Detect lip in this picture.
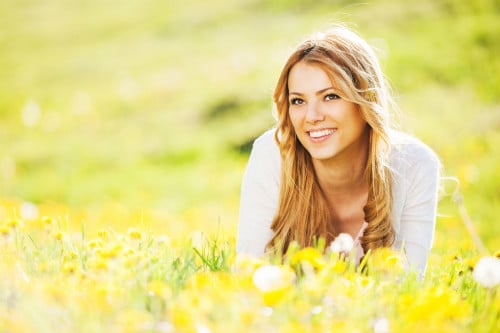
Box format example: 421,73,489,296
307,128,337,142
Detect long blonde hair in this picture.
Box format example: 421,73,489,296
267,25,395,254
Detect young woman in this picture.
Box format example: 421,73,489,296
236,25,441,275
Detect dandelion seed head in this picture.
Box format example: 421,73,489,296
20,202,38,220
473,256,500,288
195,323,211,333
311,305,322,315
329,233,354,253
252,265,295,292
260,306,273,317
372,317,390,333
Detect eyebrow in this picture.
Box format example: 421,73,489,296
289,87,337,96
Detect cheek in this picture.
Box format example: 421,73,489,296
288,109,303,127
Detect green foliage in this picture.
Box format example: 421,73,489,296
0,0,499,252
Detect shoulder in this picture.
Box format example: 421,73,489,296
250,128,281,162
253,128,279,149
389,130,441,172
243,127,281,179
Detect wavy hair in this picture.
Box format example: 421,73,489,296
267,25,395,254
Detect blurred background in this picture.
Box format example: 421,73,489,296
1,0,499,250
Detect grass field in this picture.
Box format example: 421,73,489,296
1,0,499,331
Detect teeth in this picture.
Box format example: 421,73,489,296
309,129,335,138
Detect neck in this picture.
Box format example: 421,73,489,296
312,130,369,194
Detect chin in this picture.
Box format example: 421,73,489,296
308,151,337,161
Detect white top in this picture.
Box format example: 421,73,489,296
237,128,440,274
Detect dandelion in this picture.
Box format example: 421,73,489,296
96,243,123,259
252,264,296,305
87,239,103,250
329,233,354,253
7,218,23,229
63,251,78,263
195,323,211,333
41,216,55,229
97,228,110,240
372,317,390,333
0,224,10,237
127,227,143,241
368,247,404,274
472,256,500,288
290,247,326,270
62,262,78,274
20,202,38,220
52,231,65,241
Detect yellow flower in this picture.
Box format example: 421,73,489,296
41,216,55,229
61,262,78,274
146,280,172,299
367,247,404,275
86,239,102,250
52,231,65,241
63,251,78,263
88,258,108,271
7,218,23,229
0,224,10,237
127,227,143,241
96,243,123,259
290,247,326,270
97,228,110,240
398,286,471,324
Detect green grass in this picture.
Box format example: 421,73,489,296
0,0,499,251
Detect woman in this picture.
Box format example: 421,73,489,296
237,25,440,274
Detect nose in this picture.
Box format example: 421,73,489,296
305,101,325,124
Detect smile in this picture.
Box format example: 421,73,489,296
308,128,336,138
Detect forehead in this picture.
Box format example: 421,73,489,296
288,62,338,93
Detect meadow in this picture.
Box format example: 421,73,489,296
1,0,499,332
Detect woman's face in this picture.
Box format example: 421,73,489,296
287,61,368,163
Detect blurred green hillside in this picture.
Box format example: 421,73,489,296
1,0,499,249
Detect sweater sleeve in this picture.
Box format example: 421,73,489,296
396,145,441,275
236,130,281,256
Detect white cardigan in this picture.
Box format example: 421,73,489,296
237,128,440,274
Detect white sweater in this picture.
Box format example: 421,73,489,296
237,128,440,274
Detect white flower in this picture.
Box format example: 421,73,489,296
473,256,500,288
372,317,390,333
20,202,39,220
329,233,354,253
252,264,295,292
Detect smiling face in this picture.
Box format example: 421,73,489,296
287,61,369,164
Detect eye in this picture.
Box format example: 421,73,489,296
290,98,304,105
325,93,340,101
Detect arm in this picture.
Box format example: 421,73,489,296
398,149,441,276
236,130,281,256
